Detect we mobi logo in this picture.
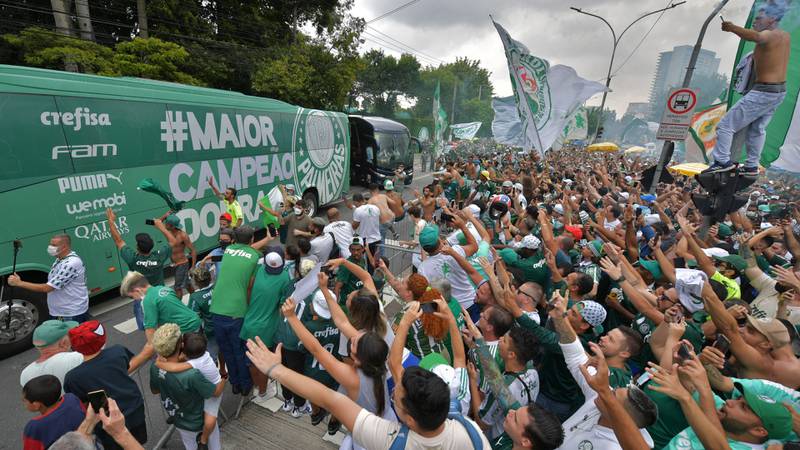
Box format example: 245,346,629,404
40,107,111,131
65,192,127,217
160,110,278,152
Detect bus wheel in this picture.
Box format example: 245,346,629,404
303,191,319,217
0,291,46,359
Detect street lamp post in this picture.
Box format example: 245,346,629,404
570,2,686,142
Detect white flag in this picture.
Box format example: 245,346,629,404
492,19,606,154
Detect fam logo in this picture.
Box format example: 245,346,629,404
58,172,122,194
292,109,347,205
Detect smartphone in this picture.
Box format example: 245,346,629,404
676,343,692,365
145,219,155,226
713,334,731,354
210,255,223,262
267,223,277,237
420,302,438,313
87,389,108,413
440,212,454,223
635,371,653,388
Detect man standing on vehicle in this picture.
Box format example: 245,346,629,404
324,207,354,259
704,3,791,175
106,208,170,331
207,177,243,228
350,193,382,265
9,234,90,323
154,215,196,300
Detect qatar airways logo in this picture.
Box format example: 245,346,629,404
40,107,111,131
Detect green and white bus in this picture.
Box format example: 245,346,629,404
0,65,350,357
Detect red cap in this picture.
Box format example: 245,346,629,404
68,320,107,355
564,225,583,240
219,213,232,222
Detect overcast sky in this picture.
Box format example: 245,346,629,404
351,0,752,115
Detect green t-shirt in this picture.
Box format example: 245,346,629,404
274,294,313,351
149,364,216,432
441,180,460,202
240,268,293,346
630,313,706,369
210,244,260,318
142,286,201,332
491,433,513,450
336,256,367,309
443,296,467,358
608,365,632,389
301,317,342,388
645,382,688,450
187,285,214,337
498,248,551,290
120,244,170,286
393,305,445,359
473,181,496,200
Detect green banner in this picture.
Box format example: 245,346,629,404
433,81,448,153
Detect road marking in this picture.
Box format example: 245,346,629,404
90,296,133,316
114,318,139,334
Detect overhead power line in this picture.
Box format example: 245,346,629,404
366,0,423,24
366,25,444,64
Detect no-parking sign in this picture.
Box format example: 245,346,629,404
656,87,698,141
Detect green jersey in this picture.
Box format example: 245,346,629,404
443,296,467,358
336,256,367,310
149,364,216,432
120,244,170,285
441,180,460,202
393,305,445,358
210,243,260,318
631,312,706,368
473,181,496,200
187,285,214,337
142,286,201,332
608,365,632,389
301,317,341,388
491,433,513,450
498,248,551,291
240,268,293,346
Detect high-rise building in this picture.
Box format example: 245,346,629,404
648,45,721,118
625,102,650,119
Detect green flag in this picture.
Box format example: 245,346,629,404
138,178,185,211
433,81,448,154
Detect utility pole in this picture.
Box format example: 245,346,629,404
451,79,457,125
649,0,730,195
478,84,482,101
50,0,78,72
571,2,685,143
74,0,95,41
137,0,149,38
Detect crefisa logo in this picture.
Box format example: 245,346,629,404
41,107,111,131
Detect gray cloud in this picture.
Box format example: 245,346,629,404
353,0,751,114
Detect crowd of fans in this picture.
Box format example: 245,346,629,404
12,147,800,450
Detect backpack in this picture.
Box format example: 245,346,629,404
388,400,484,450
326,232,341,260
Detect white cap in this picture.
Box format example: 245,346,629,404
502,180,513,188
286,184,296,192
514,182,523,192
644,214,661,226
625,175,633,183
619,192,630,200
466,204,481,217
520,235,541,250
702,247,729,258
312,290,332,319
554,204,565,215
264,252,284,274
562,178,573,185
383,179,394,191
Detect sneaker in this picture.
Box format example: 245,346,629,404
264,379,278,399
166,415,175,425
281,399,293,412
740,166,759,177
327,417,341,435
701,160,735,174
251,391,272,409
291,402,312,418
311,408,329,426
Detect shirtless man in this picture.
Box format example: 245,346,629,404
155,214,196,298
705,4,791,175
411,185,436,222
367,182,398,241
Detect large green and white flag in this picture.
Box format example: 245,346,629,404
729,0,799,171
433,81,448,154
450,122,482,140
562,107,589,141
492,18,606,155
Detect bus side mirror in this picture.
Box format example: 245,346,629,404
410,137,421,153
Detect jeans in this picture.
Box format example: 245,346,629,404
211,314,252,392
535,392,575,422
132,300,144,331
53,312,91,323
280,349,307,407
711,88,786,167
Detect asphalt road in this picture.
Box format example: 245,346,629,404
0,170,433,450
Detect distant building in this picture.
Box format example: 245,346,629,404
625,102,650,119
648,45,720,118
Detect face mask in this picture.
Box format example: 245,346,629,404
47,245,59,257
294,207,303,216
219,240,230,249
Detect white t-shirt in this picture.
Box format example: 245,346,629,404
188,351,221,384
20,351,84,390
516,193,528,210
46,252,90,317
419,245,475,308
324,220,354,259
353,409,490,450
310,233,335,264
353,204,382,244
480,367,540,440
604,219,622,232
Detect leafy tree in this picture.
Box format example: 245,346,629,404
356,49,421,116
3,27,114,73
108,38,201,85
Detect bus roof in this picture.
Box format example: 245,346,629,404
0,64,296,111
349,115,409,133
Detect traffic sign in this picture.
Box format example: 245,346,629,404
656,87,698,141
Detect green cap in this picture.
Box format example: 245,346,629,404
419,352,449,371
639,258,663,280
585,239,604,258
714,254,748,271
758,204,771,213
419,225,441,248
419,352,457,386
717,223,734,238
165,214,183,229
735,382,792,440
33,320,79,347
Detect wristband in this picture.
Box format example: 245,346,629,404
616,276,626,283
266,363,281,379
